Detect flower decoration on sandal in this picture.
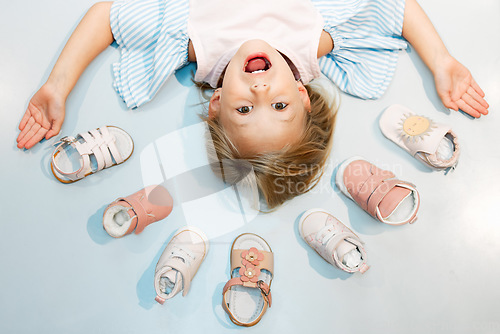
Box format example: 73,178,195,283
241,247,264,266
239,264,261,283
222,234,274,327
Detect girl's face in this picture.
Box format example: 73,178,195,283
208,39,311,156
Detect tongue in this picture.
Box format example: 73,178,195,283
246,58,266,72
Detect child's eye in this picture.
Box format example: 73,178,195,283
236,106,253,114
272,102,288,110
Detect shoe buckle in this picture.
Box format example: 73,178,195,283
58,136,77,145
257,280,269,296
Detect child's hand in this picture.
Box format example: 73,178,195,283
17,84,66,149
433,55,489,118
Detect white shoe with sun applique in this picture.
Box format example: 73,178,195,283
379,104,460,171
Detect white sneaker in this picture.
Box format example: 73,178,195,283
299,208,369,274
154,226,209,304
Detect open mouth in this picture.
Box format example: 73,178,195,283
244,53,272,73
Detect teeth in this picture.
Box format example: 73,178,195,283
251,69,265,73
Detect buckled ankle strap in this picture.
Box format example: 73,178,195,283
222,277,272,307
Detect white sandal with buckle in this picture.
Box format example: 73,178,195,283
50,125,134,183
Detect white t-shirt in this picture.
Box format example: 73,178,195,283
188,0,325,87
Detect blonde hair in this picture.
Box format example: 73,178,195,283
198,78,339,210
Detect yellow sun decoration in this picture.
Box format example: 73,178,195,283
399,113,437,142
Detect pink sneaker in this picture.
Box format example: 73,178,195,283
103,185,173,238
299,208,369,274
336,157,420,225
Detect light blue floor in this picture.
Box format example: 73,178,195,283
1,1,499,333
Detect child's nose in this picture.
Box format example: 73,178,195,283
250,83,269,93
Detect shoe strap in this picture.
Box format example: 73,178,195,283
223,278,272,306
352,171,395,212
51,126,122,182
169,257,192,296
159,270,183,300
71,126,121,173
98,126,124,164
77,127,120,170
312,222,369,273
170,244,199,295
222,277,272,327
51,136,92,181
155,257,192,303
316,220,359,245
79,131,108,172
86,126,123,165
222,246,273,325
322,231,359,266
230,249,273,274
371,181,419,224
117,195,152,235
366,178,401,216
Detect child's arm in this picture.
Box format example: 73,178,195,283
17,2,114,149
402,0,489,118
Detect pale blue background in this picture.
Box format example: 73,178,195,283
1,0,499,333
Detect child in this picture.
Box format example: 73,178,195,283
16,0,489,209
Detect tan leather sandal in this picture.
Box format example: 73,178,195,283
222,233,273,327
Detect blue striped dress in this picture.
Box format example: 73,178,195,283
110,0,407,109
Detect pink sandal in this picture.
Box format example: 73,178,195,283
222,233,273,327
103,185,173,238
